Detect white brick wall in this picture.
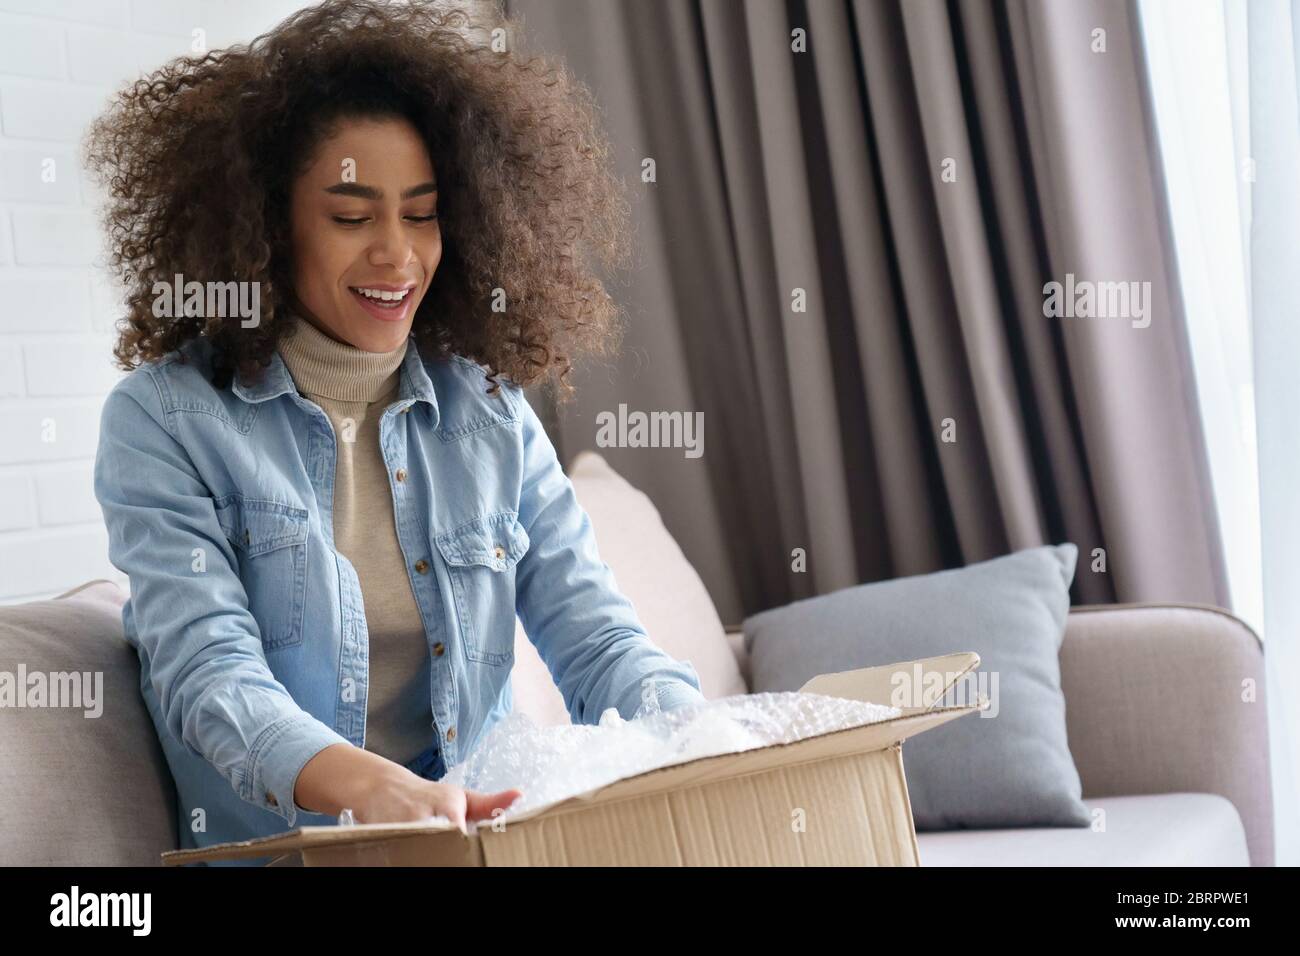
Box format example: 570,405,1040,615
0,0,308,604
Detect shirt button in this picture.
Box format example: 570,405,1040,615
267,792,278,808
493,545,505,559
400,406,410,414
433,642,445,657
395,468,407,482
446,726,456,742
414,558,429,574
244,529,251,546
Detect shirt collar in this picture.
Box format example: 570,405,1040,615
231,332,440,428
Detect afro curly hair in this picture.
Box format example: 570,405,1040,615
82,0,632,399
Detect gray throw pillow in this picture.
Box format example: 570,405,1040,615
743,544,1090,830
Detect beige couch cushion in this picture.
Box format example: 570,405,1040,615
511,450,746,725
916,793,1250,866
0,579,176,864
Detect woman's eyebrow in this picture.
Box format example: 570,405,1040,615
323,181,438,200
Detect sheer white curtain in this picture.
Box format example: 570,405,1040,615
1139,0,1300,866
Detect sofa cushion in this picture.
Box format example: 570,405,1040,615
916,793,1250,866
510,450,746,726
0,579,176,864
743,544,1091,830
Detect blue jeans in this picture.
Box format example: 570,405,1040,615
403,741,447,781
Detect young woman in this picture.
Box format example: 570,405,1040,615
86,0,705,860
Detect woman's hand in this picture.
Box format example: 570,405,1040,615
294,743,522,831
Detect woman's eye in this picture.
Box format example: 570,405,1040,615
331,214,437,225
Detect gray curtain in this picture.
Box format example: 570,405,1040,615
509,0,1229,626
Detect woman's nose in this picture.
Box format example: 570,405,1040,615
368,214,414,267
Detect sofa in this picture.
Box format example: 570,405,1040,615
0,451,1272,866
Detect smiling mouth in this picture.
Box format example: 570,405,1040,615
347,285,419,323
349,286,414,309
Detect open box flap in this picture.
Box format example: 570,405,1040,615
162,818,473,865
799,651,981,710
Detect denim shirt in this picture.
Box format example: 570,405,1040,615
92,333,705,859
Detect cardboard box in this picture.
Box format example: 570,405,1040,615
163,651,984,867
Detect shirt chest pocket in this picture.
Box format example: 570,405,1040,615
434,511,530,666
214,495,310,652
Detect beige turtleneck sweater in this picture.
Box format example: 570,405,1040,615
277,314,433,767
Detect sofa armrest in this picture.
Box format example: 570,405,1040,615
1059,604,1273,866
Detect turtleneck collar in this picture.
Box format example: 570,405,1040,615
277,313,408,403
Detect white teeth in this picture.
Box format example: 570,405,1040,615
354,287,410,301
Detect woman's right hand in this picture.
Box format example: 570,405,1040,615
349,775,524,830
294,743,522,831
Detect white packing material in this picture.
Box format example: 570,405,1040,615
440,691,902,824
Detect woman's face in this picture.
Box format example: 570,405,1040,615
288,115,442,352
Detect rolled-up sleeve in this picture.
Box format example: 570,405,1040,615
510,388,706,723
94,370,348,826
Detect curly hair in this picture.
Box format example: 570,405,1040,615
82,0,631,400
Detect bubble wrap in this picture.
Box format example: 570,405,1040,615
441,691,901,823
